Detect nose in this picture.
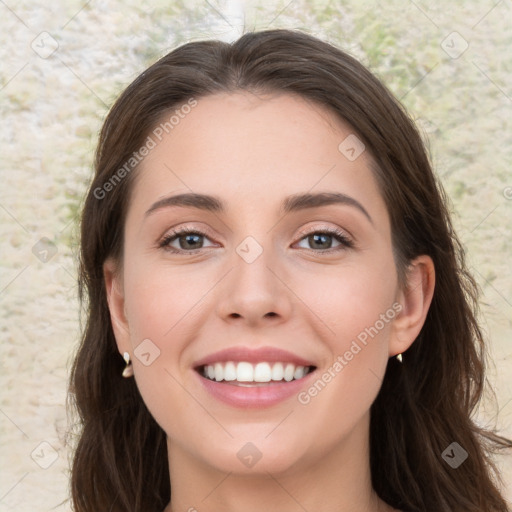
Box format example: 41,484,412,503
215,247,293,328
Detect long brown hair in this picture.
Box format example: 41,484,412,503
68,29,511,512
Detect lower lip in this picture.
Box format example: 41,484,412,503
196,371,316,408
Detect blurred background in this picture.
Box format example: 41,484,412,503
0,1,510,510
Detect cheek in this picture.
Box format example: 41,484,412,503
331,270,397,356
120,256,217,429
122,257,208,342
289,248,398,349
289,251,396,412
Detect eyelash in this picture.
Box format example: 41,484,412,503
158,226,354,255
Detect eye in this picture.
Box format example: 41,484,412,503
295,228,354,252
158,226,354,255
159,228,217,253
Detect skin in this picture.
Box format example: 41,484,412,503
104,91,435,512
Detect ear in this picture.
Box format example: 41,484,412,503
390,255,435,357
103,257,132,355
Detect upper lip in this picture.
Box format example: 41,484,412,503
193,346,316,369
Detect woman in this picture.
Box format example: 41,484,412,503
68,29,511,511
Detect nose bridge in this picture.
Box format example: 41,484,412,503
216,234,292,325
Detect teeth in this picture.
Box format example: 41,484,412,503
294,365,306,380
202,361,312,383
284,363,295,382
237,362,253,382
224,361,237,381
254,362,272,382
271,362,284,381
214,363,223,382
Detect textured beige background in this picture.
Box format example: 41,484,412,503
0,1,510,510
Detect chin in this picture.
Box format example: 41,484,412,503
189,433,310,477
212,448,304,477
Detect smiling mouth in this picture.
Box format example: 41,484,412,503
196,361,316,386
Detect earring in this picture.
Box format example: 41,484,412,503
396,353,403,363
122,351,134,377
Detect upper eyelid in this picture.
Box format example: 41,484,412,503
162,224,216,239
163,224,349,238
295,224,350,237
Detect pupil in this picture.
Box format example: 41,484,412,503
310,233,331,249
181,234,202,249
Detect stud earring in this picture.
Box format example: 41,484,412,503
396,353,403,363
122,351,134,377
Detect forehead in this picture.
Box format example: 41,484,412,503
127,91,387,222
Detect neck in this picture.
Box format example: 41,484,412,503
163,412,392,512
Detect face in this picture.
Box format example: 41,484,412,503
105,91,421,477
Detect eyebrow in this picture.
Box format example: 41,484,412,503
145,191,373,224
